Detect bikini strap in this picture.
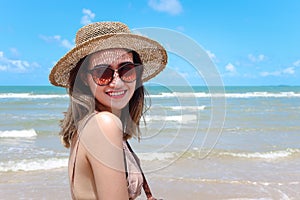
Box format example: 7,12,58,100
125,141,155,200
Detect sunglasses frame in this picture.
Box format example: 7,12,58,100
87,62,142,86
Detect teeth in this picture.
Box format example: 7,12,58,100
108,91,125,96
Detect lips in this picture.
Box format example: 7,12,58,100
106,90,127,97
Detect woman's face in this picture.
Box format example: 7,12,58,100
85,49,137,113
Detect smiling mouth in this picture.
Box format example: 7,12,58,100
106,90,127,97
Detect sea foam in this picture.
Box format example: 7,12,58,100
0,158,68,172
149,92,300,98
0,93,68,99
0,129,37,138
0,152,177,172
220,149,300,160
1,91,299,99
145,114,197,124
138,152,177,161
169,105,206,110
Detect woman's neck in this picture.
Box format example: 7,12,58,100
96,104,121,118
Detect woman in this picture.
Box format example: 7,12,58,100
49,21,167,200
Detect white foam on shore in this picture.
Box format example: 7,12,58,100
0,152,177,172
169,105,206,110
145,114,197,124
149,92,300,98
0,158,68,172
138,152,176,161
220,149,300,160
0,93,68,99
0,129,37,138
1,91,299,99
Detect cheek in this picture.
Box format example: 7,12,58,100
86,78,100,100
129,82,136,93
93,87,107,105
127,82,137,100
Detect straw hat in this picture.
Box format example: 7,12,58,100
49,21,168,88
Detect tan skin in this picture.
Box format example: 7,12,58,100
71,49,137,199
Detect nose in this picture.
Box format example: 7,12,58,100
109,70,123,88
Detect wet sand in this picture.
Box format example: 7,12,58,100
1,156,300,200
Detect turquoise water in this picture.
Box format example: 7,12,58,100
0,85,300,199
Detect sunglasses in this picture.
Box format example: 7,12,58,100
87,62,142,86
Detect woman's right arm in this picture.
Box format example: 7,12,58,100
79,112,129,200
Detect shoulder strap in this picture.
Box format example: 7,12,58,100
125,141,154,199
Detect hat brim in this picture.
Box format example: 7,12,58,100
49,33,167,88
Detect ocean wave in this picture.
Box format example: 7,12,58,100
138,152,177,161
225,92,300,98
1,91,299,100
168,105,206,110
149,92,207,98
145,114,197,124
0,152,177,172
138,148,300,161
0,129,37,138
0,157,68,172
0,93,68,99
149,92,300,98
160,148,300,161
219,149,300,160
1,148,298,172
171,177,300,187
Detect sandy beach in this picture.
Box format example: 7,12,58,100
1,153,300,200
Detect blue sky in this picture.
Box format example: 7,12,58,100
0,0,299,86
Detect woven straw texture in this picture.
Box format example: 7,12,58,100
49,22,167,88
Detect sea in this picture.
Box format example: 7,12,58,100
0,85,299,200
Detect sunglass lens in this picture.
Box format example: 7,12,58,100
91,67,114,85
119,64,137,82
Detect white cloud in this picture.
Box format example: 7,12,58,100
148,0,183,15
283,67,295,74
260,71,280,77
61,39,73,49
248,54,266,62
40,35,73,49
10,48,19,56
40,35,59,42
293,60,300,67
81,8,95,25
260,67,295,77
0,65,8,71
0,51,39,73
225,63,236,73
206,50,216,60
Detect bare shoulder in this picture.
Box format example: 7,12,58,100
78,111,126,176
92,111,122,130
79,111,124,153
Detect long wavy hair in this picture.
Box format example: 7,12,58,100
59,49,148,148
